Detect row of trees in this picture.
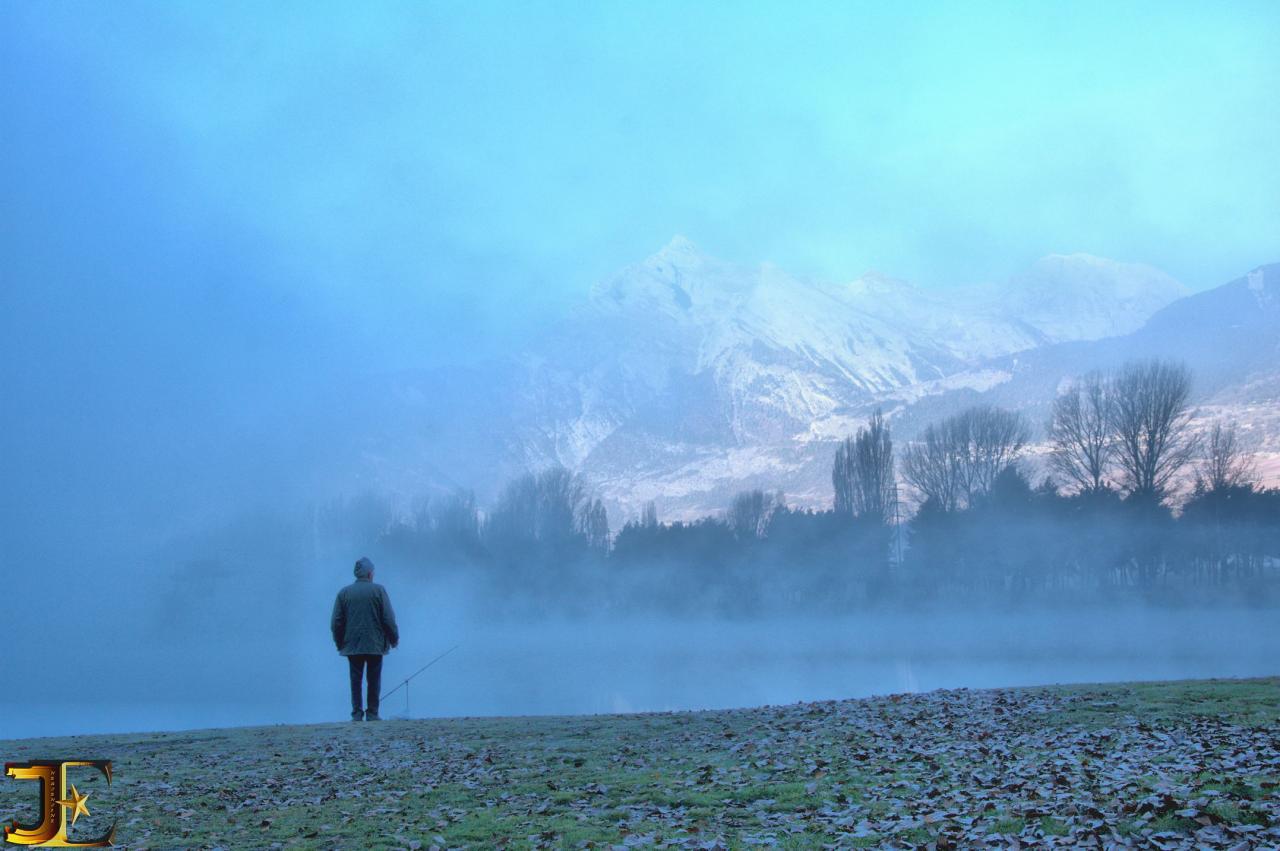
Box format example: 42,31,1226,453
1048,360,1199,498
893,360,1205,513
354,359,1277,611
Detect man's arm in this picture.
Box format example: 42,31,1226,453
380,587,399,649
330,591,346,651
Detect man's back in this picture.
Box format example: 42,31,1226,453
331,579,399,656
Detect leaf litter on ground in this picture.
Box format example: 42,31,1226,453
0,677,1276,849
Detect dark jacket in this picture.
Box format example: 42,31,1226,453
331,578,399,656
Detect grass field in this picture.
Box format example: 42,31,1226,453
2,678,1277,849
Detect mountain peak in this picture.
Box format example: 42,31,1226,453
588,237,742,316
647,235,706,267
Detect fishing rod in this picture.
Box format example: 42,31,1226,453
380,644,460,716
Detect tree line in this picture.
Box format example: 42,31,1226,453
341,359,1278,612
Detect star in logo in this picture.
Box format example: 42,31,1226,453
56,784,92,827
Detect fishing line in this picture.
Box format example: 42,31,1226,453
380,644,460,716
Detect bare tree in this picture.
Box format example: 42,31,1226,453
1109,359,1196,500
728,489,781,540
485,472,541,546
959,405,1030,500
1047,371,1115,493
832,409,898,525
833,438,854,516
640,500,659,529
1195,421,1257,493
421,489,481,550
533,466,585,544
902,405,1029,511
487,465,604,549
436,490,479,532
901,420,964,512
577,497,611,553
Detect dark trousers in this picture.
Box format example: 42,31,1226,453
347,654,383,718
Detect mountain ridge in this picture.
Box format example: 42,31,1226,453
337,242,1276,525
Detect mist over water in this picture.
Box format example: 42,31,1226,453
5,551,1276,741
4,3,1279,750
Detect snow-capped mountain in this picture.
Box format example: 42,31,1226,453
516,237,1046,460
859,262,1280,500
443,240,1195,520
335,241,1273,525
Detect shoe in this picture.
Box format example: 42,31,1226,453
365,711,381,721
351,711,364,722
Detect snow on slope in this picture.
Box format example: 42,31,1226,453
494,239,1189,521
988,253,1189,342
314,250,1278,525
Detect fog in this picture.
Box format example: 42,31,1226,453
4,4,1280,742
5,542,1278,740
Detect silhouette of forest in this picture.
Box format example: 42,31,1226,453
327,359,1280,614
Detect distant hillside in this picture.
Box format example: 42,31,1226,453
317,245,1276,523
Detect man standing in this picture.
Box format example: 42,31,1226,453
331,556,400,721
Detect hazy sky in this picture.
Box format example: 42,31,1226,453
2,2,1279,549
5,3,1279,350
